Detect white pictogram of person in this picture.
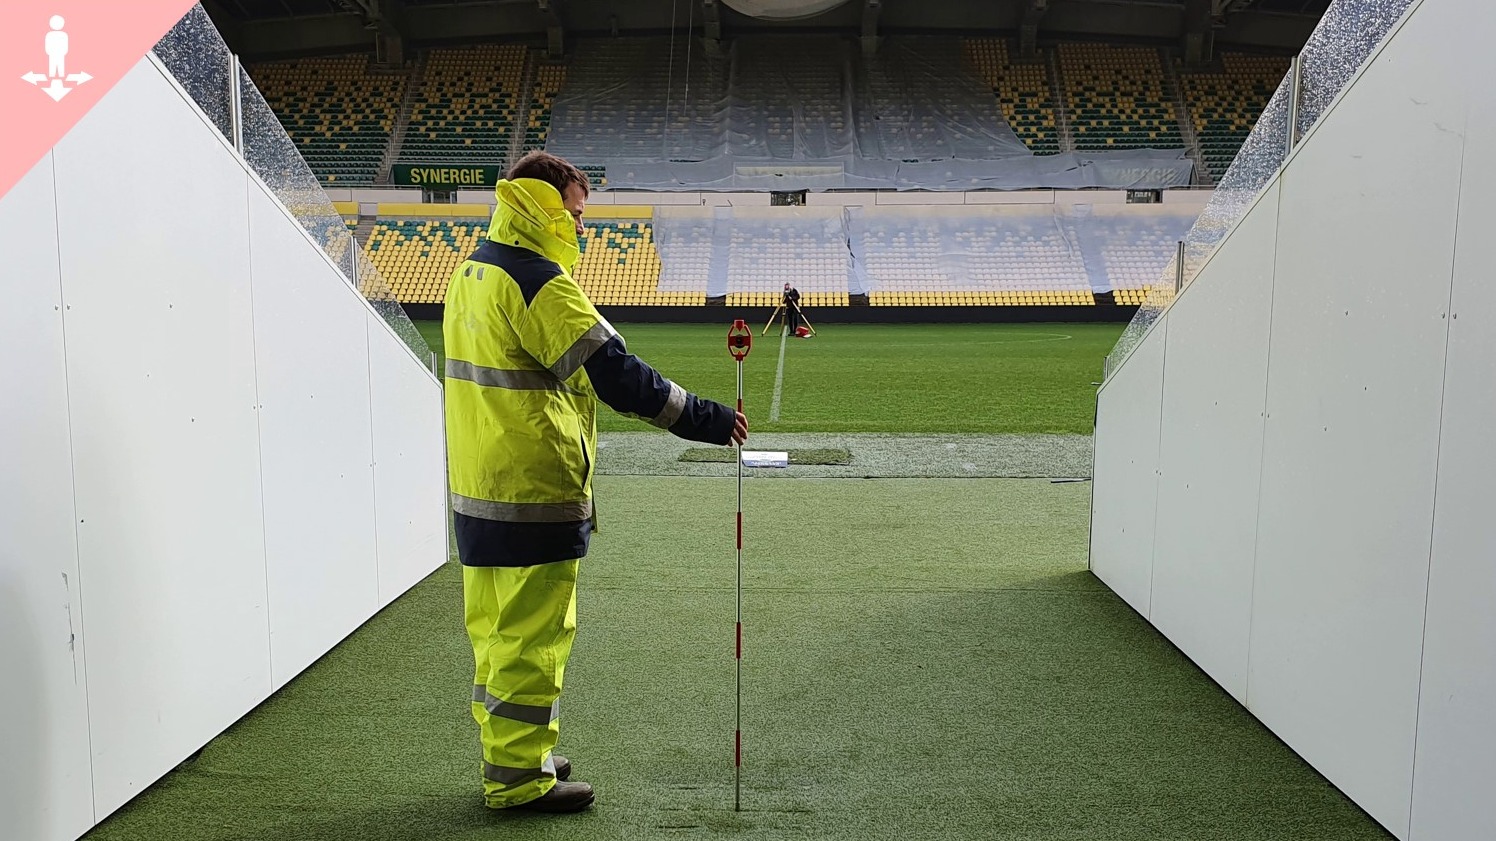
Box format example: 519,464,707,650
46,16,68,79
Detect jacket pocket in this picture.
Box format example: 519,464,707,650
579,431,598,531
578,431,592,490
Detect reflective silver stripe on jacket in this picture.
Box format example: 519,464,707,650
446,359,578,394
483,757,556,785
650,380,687,430
550,321,618,382
452,494,593,523
472,686,560,726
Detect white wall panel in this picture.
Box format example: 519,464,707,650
1090,316,1166,616
3,51,447,840
0,155,95,841
1410,68,1496,841
50,59,272,819
247,187,380,689
366,317,447,604
1150,183,1280,703
1248,7,1465,832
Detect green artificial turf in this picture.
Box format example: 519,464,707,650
84,477,1389,841
414,321,1118,435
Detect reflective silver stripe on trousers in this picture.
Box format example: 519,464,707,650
446,359,576,394
451,494,593,523
472,686,560,726
550,321,618,382
650,380,687,430
484,756,556,786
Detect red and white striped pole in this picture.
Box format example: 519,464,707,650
726,319,752,813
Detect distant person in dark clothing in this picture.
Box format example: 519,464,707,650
783,283,803,334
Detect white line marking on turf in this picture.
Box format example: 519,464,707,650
769,325,788,422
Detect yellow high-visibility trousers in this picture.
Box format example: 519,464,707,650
463,560,579,808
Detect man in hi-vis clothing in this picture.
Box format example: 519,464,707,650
444,151,748,813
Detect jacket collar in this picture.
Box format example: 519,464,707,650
486,178,580,273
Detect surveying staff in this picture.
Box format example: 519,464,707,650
783,282,802,334
443,151,749,813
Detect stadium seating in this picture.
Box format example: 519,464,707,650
580,165,607,190
1058,43,1183,151
525,61,567,153
1111,287,1154,306
1075,207,1192,301
400,45,527,164
365,218,487,304
963,38,1061,154
857,210,1093,306
1179,53,1291,181
364,215,696,306
544,38,673,162
725,211,852,307
361,204,1199,308
257,37,1214,309
247,38,1245,187
249,54,406,185
692,36,856,162
575,221,702,306
536,36,730,178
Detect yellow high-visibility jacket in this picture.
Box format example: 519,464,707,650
444,178,732,566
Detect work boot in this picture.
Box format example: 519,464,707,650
553,755,572,781
512,780,595,813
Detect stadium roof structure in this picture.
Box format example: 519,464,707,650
204,0,1329,62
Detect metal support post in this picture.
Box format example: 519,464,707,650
229,53,245,154
1286,54,1303,152
1175,240,1185,294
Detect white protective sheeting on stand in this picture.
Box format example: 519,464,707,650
650,203,1197,296
546,35,1193,191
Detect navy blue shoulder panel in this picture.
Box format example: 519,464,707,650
469,240,564,306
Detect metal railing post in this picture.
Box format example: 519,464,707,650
1286,54,1303,152
229,53,244,154
1175,240,1185,294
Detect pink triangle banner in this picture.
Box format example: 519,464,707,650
0,0,202,201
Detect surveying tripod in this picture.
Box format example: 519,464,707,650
760,297,817,337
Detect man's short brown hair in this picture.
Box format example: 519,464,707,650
507,151,590,198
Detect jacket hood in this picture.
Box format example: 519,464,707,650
486,178,580,272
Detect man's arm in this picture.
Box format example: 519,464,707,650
516,274,745,445
582,338,738,444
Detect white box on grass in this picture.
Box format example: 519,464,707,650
741,451,789,468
